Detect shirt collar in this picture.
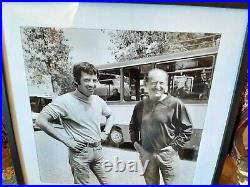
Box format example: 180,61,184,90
72,89,91,103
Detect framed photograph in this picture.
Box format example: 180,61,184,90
172,76,194,98
2,3,248,185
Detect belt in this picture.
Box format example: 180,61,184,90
82,141,101,148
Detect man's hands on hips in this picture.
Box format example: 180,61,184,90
134,142,176,155
134,142,148,155
63,137,86,153
101,131,109,142
164,146,176,153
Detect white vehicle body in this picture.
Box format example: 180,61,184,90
97,45,219,159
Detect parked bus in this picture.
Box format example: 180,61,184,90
96,45,219,160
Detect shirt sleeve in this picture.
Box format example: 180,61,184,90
129,104,140,144
101,98,112,117
170,100,193,151
40,96,67,120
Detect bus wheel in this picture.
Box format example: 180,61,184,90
109,127,123,147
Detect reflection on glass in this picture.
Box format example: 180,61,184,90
156,56,215,100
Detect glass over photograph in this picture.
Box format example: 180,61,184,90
20,27,221,184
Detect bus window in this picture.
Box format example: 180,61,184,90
29,96,52,113
156,56,215,100
95,69,121,101
124,64,153,101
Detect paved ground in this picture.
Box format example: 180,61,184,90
34,130,196,184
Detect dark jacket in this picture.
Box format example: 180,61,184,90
129,95,193,152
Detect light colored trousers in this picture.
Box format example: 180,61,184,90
135,143,180,184
68,145,109,184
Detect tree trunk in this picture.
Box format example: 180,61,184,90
49,74,56,93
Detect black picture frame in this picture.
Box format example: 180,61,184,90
212,30,248,184
2,74,25,184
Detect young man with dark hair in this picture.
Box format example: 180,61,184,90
129,68,193,184
36,62,113,184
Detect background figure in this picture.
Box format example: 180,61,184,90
107,88,120,101
140,88,148,100
129,68,193,184
36,62,113,184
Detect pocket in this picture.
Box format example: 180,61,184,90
70,147,89,162
70,155,89,170
69,152,90,176
71,146,88,156
138,152,143,160
139,150,153,162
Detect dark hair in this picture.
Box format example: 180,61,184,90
73,62,99,85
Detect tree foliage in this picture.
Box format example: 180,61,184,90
104,30,220,62
21,27,75,95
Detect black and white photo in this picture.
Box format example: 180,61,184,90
20,27,221,184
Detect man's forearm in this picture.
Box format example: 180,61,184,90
129,123,140,143
130,130,140,144
36,116,69,145
103,115,113,134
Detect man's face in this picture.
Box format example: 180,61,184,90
77,72,98,97
146,71,168,100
